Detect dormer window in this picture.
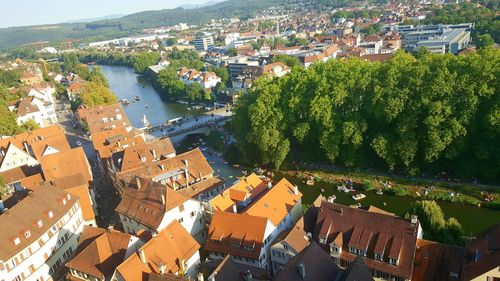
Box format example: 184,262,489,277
389,258,398,265
62,198,67,205
13,237,21,246
48,211,54,218
24,231,31,238
37,220,43,228
375,253,383,261
66,194,71,201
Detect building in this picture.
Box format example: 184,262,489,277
112,220,201,280
76,103,132,135
206,178,303,271
461,224,500,281
20,72,42,86
10,93,58,128
177,67,221,90
115,177,204,241
270,218,309,273
384,23,473,53
208,255,270,281
0,187,85,281
314,201,422,280
209,173,270,212
65,226,144,281
233,62,291,88
115,148,222,200
193,36,214,51
205,211,274,270
415,28,471,54
272,242,342,281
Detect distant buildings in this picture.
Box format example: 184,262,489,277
193,35,214,51
384,23,473,54
8,83,58,128
177,67,221,90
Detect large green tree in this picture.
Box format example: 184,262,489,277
132,52,160,74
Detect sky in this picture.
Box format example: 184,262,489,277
0,0,209,28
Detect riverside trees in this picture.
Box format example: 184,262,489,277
231,48,500,181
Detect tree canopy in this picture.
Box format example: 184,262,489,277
132,52,160,74
79,82,117,107
231,49,500,182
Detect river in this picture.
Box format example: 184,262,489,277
101,64,500,236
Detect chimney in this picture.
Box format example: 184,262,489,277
197,272,204,281
267,181,272,189
184,160,189,187
151,149,157,159
411,215,418,225
135,177,142,190
294,185,299,195
246,270,253,281
107,225,114,232
138,248,147,264
297,263,306,279
340,208,344,216
159,261,166,274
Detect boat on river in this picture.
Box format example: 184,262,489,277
134,95,140,102
121,98,130,105
177,100,189,105
352,193,366,201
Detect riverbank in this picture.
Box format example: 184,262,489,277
285,169,500,210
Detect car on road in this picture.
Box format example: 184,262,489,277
75,140,83,146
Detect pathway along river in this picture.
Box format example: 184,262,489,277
101,65,500,236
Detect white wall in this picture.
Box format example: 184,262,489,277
0,202,85,281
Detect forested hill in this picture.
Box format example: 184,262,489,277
0,0,286,50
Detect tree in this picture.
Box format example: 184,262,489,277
410,200,463,245
157,67,185,97
0,102,22,135
62,52,80,72
88,67,109,86
79,82,117,107
165,37,178,46
185,83,204,101
210,66,229,84
476,34,494,49
21,119,40,131
226,48,238,57
132,52,160,74
271,54,302,68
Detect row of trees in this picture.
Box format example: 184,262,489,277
230,48,500,182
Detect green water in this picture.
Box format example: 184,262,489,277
284,175,500,236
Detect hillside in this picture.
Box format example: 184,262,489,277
0,0,284,50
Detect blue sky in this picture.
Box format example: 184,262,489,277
0,0,208,28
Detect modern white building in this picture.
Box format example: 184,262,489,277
0,187,85,281
193,35,214,51
177,67,221,89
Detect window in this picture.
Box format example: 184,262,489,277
24,230,31,238
13,237,21,245
48,211,54,218
389,258,398,265
37,220,43,228
190,211,196,217
179,218,184,223
62,198,67,205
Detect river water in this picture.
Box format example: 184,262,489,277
101,65,500,236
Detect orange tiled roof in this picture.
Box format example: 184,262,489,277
66,226,133,279
118,138,175,172
244,178,302,226
115,178,190,230
40,147,92,184
115,220,200,281
205,211,268,260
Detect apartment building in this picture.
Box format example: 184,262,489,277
193,35,214,51
115,177,205,241
112,220,201,280
76,103,133,135
0,187,85,281
177,67,221,89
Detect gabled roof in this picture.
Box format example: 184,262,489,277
115,220,200,281
40,147,92,183
0,187,77,261
118,138,175,172
66,227,134,279
210,255,269,281
339,256,374,281
274,217,309,254
244,178,302,226
205,211,268,260
314,202,419,279
77,103,131,134
115,178,190,230
273,242,342,281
